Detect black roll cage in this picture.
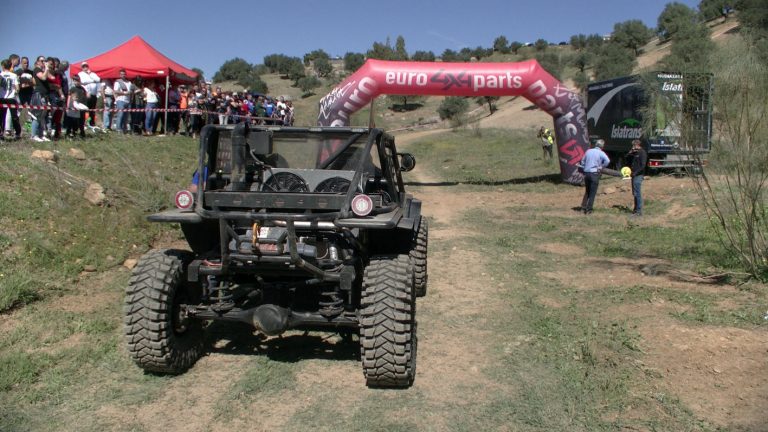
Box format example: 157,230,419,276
193,124,405,223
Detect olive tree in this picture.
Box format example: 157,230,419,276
343,52,365,72
213,58,252,82
592,43,636,80
411,51,436,62
611,20,654,56
657,2,698,40
313,57,333,78
437,96,469,128
475,96,500,114
493,36,510,54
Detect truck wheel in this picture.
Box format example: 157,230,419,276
124,249,204,374
360,254,417,388
411,218,428,297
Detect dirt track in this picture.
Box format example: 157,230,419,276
82,123,765,431
24,20,765,428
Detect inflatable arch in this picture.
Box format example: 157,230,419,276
317,59,589,184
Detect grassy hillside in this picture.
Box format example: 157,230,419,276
245,18,739,131
0,136,198,311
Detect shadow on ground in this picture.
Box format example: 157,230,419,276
205,321,359,363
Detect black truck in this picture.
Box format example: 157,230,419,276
124,123,427,388
586,72,714,172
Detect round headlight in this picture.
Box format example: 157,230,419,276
351,194,373,217
175,190,194,210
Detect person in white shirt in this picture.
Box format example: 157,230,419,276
142,82,159,135
113,69,132,133
77,62,100,127
101,80,114,130
0,59,21,139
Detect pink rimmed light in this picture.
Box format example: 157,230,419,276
351,194,373,217
175,190,194,210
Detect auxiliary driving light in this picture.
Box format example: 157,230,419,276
351,194,373,217
175,190,194,210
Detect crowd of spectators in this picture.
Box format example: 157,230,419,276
1,53,296,142
177,82,296,139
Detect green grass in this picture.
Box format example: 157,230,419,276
213,356,299,420
285,389,425,432
0,351,54,392
448,203,723,431
1,122,764,431
406,127,746,276
591,221,739,274
406,128,562,192
411,127,764,431
0,134,197,311
2,324,168,431
0,133,199,430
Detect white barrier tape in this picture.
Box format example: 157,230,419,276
0,103,187,113
0,103,286,122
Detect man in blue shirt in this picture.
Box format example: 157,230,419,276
580,139,610,214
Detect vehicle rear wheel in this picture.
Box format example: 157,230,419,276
360,254,417,388
124,249,204,374
411,218,428,297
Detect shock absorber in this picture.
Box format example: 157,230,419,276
208,276,234,313
318,287,344,318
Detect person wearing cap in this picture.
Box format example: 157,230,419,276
579,139,610,214
77,62,101,127
537,126,554,161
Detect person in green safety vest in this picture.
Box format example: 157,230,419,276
536,126,554,161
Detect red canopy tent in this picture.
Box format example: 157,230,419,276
70,35,198,84
71,36,198,131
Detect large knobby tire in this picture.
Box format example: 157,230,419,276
360,254,417,388
411,218,429,297
124,249,204,374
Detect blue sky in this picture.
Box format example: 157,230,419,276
1,0,701,79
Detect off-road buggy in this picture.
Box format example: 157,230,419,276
124,123,428,388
